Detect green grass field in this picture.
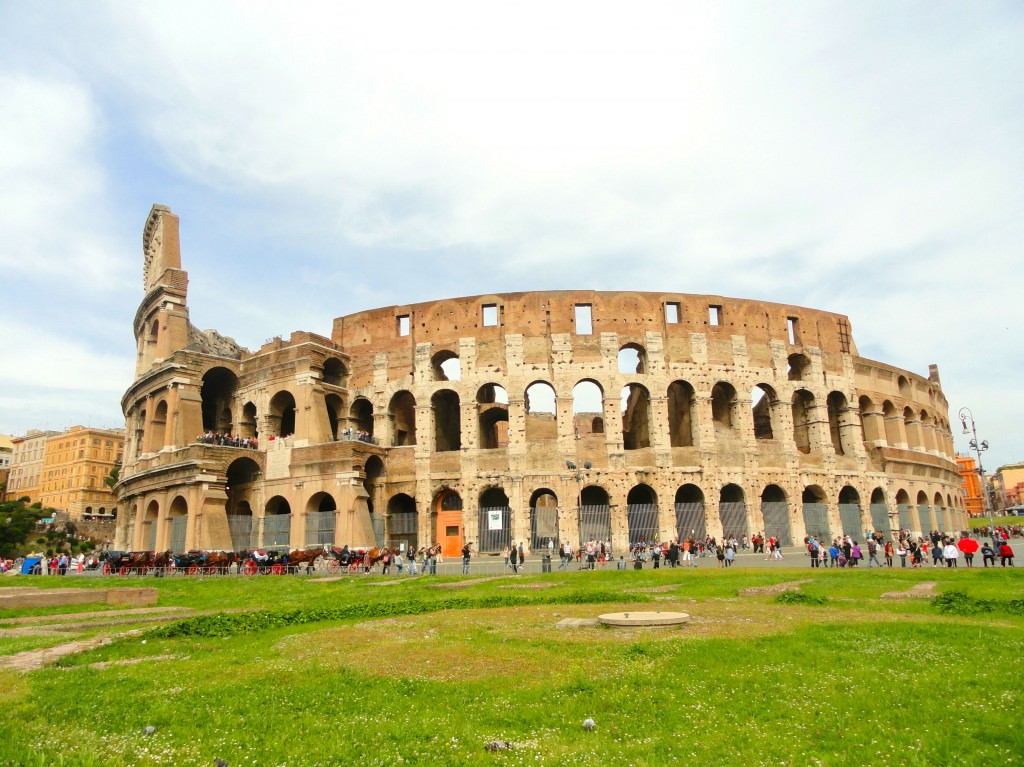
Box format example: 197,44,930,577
1,567,1022,766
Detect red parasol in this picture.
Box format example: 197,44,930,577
958,538,979,554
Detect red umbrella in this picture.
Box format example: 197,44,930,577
958,538,979,554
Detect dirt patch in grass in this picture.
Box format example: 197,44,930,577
624,585,679,594
738,580,813,596
429,577,504,589
498,582,563,589
0,636,116,672
87,654,180,670
881,581,938,599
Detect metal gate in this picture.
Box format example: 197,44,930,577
918,504,936,533
674,502,706,542
227,514,256,551
146,520,158,551
719,502,749,541
578,505,611,545
869,503,889,535
802,503,830,541
760,502,792,546
530,506,559,551
626,504,659,546
478,506,511,552
897,504,913,532
168,516,187,554
264,513,291,550
305,510,336,546
839,504,863,537
389,511,418,550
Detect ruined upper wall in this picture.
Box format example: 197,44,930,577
142,205,181,293
332,290,856,373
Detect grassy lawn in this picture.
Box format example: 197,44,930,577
1,567,1022,766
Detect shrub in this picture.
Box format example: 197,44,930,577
776,590,827,605
932,591,996,615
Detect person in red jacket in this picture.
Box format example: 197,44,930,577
999,542,1015,567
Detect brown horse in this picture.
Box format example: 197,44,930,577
285,547,328,574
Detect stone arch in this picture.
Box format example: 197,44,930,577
201,366,238,434
579,485,612,546
719,483,748,541
387,493,418,551
432,350,461,381
617,343,647,374
858,395,881,443
142,498,160,551
478,486,511,553
151,399,169,451
389,390,417,446
350,398,374,438
573,379,604,439
364,455,385,516
869,487,889,534
894,488,912,532
432,389,461,452
529,488,559,550
626,483,658,546
264,495,291,549
711,381,738,430
668,380,696,447
751,384,778,440
477,383,510,449
788,353,811,381
305,491,337,514
322,357,348,387
674,483,706,541
838,485,862,536
898,375,911,398
802,485,829,542
827,391,852,456
882,400,902,446
525,381,557,442
304,491,337,546
240,401,258,438
325,393,344,440
269,390,297,438
760,484,791,546
792,389,815,454
903,406,922,450
620,383,652,450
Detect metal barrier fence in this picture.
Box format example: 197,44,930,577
626,504,659,547
719,502,749,540
870,503,889,534
760,502,791,546
227,514,256,551
802,503,830,541
578,505,611,545
264,514,291,549
530,506,559,551
897,504,913,531
478,506,512,552
305,510,336,546
838,503,862,538
168,517,187,554
674,502,705,541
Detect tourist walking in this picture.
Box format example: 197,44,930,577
509,543,519,574
462,542,472,574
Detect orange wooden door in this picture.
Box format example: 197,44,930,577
436,511,463,559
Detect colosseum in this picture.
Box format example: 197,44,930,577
113,205,966,557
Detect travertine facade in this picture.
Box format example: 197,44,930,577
114,205,965,555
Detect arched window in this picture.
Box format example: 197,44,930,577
674,484,705,541
389,391,417,446
322,358,348,387
751,384,777,440
760,484,790,545
529,489,559,550
827,391,850,456
617,343,646,374
792,390,815,453
478,487,511,553
801,485,829,541
477,384,509,449
351,398,374,438
711,382,738,431
620,383,651,450
525,381,557,442
719,484,748,540
201,367,239,433
240,402,257,438
432,350,461,381
573,380,604,440
788,353,810,381
269,391,297,438
668,381,695,447
325,393,344,440
432,390,461,451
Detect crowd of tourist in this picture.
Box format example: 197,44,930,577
196,432,258,449
338,428,375,443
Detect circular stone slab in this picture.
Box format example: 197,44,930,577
598,611,690,627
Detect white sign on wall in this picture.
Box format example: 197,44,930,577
487,509,503,531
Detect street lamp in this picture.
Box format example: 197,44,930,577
959,407,993,539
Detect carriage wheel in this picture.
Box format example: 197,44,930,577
243,559,257,576
270,563,285,575
118,566,128,576
188,565,199,576
327,560,339,574
102,561,111,576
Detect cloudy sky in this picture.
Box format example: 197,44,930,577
0,1,1021,469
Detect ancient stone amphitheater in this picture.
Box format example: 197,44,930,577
114,205,965,557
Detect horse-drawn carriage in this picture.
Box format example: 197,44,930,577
240,547,326,575
172,550,236,575
100,550,173,576
323,545,393,574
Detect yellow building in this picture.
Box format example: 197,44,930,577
993,461,1024,513
39,426,125,519
6,430,58,505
